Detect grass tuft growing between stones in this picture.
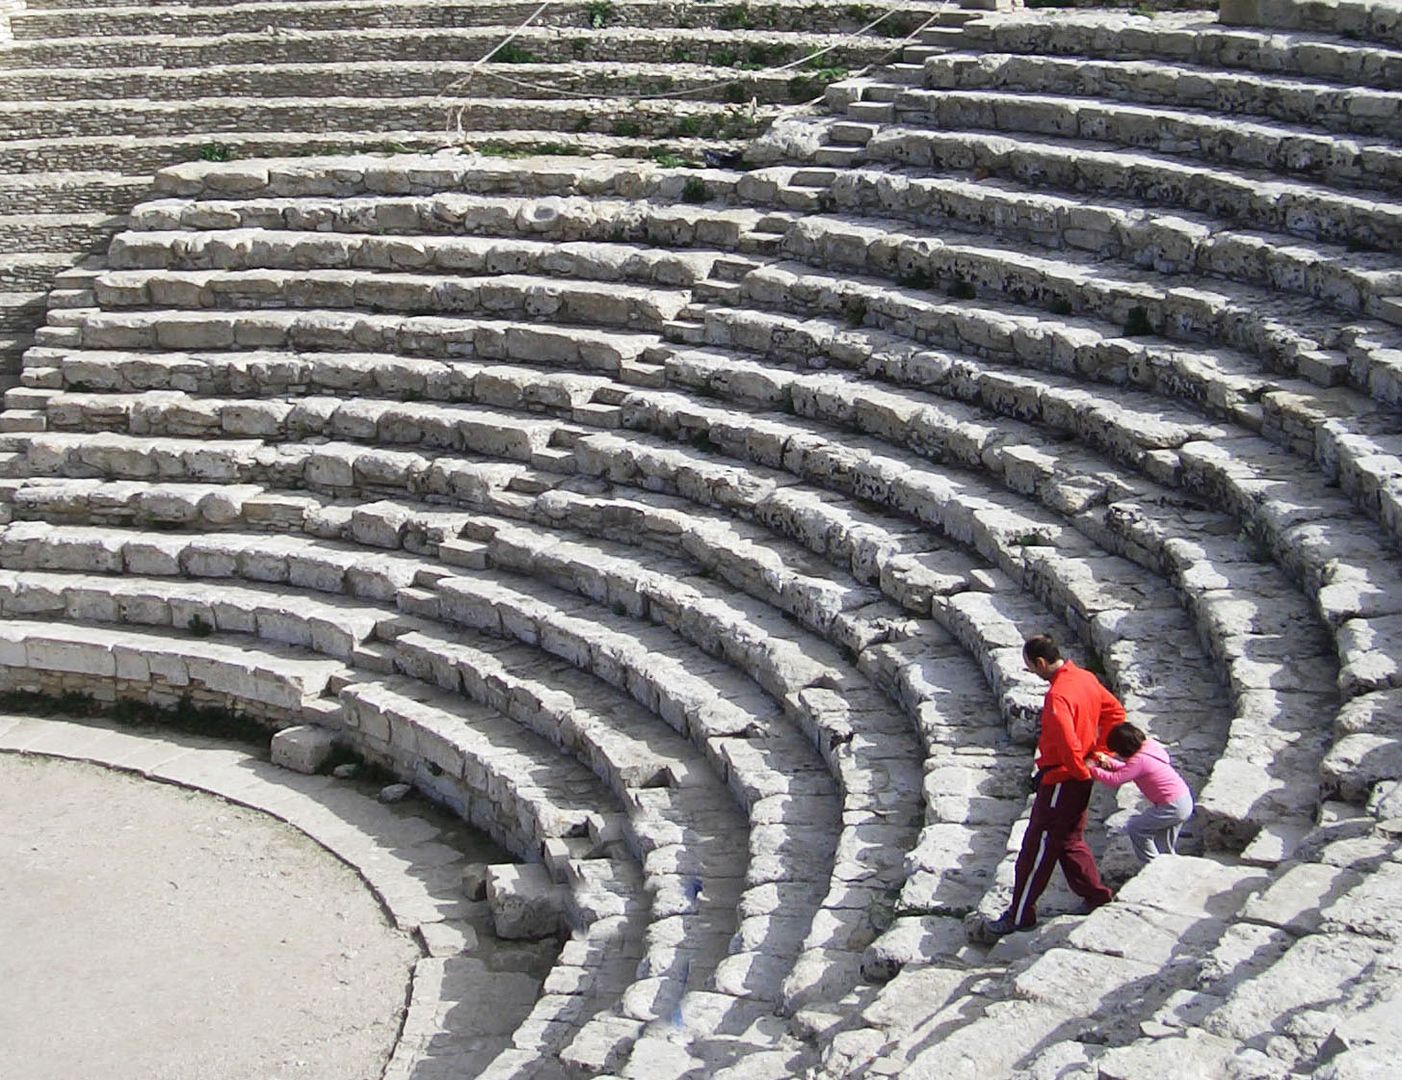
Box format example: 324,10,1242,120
197,141,235,162
1124,305,1153,337
492,42,542,64
0,689,264,746
478,141,579,158
718,3,753,30
681,176,709,204
186,613,215,638
586,0,615,28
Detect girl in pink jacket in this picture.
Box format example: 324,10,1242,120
1088,722,1194,864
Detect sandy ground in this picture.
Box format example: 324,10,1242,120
0,754,420,1080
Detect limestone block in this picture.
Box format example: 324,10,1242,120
27,636,115,678
485,863,567,940
860,915,973,981
1319,862,1402,942
1337,615,1402,698
1097,1031,1287,1080
1241,862,1365,936
270,724,336,775
1205,933,1393,1047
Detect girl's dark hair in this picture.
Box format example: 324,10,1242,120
1106,722,1147,758
1023,634,1060,664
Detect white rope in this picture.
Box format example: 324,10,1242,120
438,0,553,138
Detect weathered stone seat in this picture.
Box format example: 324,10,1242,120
30,309,662,379
107,229,723,288
0,566,396,659
877,856,1270,1079
940,9,1402,88
0,616,351,716
89,268,690,330
863,127,1402,253
1221,0,1402,49
922,51,1402,138
887,88,1402,189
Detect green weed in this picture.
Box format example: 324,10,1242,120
718,4,753,29
681,176,709,204
492,42,541,63
1124,306,1153,337
586,0,615,28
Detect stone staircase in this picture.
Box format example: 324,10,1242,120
0,0,953,387
3,0,1402,1077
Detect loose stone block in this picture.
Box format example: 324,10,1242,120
485,863,567,940
269,724,336,775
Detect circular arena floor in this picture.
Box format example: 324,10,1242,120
0,754,418,1080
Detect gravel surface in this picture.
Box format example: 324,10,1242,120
0,753,420,1080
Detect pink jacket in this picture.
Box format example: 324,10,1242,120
1087,739,1190,805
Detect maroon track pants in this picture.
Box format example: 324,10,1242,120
1008,778,1113,927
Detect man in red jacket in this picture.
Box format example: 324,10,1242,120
978,634,1120,938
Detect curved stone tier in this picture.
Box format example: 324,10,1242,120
4,1,1402,1077
0,0,954,382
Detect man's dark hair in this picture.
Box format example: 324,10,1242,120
1023,634,1061,665
1106,722,1147,758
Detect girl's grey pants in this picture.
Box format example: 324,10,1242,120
1125,793,1194,864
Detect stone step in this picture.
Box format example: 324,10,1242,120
0,95,781,147
954,9,1402,91
145,152,716,202
863,126,1402,255
0,172,151,216
125,191,771,251
20,346,618,417
0,60,840,108
0,616,353,719
2,25,899,71
10,0,948,39
888,87,1402,191
1221,0,1402,50
88,267,689,331
0,130,746,177
35,309,659,373
827,120,881,146
812,145,866,168
922,50,1402,139
388,626,753,1017
423,568,842,987
342,673,630,858
774,211,1394,366
106,228,723,288
818,169,1402,313
884,856,1270,1077
0,212,118,253
0,565,402,658
0,252,92,292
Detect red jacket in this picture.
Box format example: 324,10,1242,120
1035,661,1125,784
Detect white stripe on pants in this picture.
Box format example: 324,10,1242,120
1013,782,1061,925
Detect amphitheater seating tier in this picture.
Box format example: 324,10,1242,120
0,0,954,383
4,1,1402,1077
